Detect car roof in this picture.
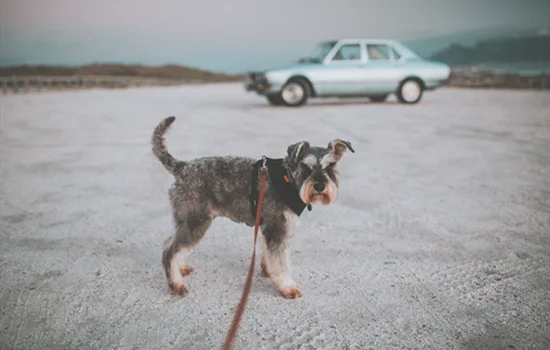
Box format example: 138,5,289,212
320,39,420,59
336,38,399,44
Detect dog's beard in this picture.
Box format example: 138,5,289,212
299,179,338,206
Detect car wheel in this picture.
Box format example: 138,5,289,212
369,94,388,103
397,79,423,104
281,79,310,107
266,94,284,106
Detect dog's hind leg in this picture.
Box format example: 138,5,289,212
162,209,213,296
162,237,192,296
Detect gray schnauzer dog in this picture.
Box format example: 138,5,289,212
151,116,354,299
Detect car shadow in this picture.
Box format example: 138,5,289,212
241,99,407,110
308,100,402,107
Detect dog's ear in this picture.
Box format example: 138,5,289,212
286,141,310,165
327,139,355,161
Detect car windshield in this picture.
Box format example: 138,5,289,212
305,41,337,62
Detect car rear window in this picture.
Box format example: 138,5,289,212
366,44,391,60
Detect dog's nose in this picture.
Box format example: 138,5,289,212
313,183,325,192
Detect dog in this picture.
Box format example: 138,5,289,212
151,116,354,299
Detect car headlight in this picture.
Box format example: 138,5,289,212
249,72,267,82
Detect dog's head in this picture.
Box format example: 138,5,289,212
284,139,355,206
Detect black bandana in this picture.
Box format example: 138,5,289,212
249,157,311,221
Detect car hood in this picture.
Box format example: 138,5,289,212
262,60,321,73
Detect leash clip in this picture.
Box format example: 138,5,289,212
260,155,268,172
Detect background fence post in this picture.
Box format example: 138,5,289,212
12,75,19,93
541,64,547,90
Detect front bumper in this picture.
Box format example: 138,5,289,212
244,73,273,95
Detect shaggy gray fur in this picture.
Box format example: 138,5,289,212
151,116,354,298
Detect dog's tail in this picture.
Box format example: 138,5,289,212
151,116,186,175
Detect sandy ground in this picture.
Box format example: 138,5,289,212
1,84,549,350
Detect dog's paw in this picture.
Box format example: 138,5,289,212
280,286,303,299
179,266,195,276
260,256,270,278
169,283,189,297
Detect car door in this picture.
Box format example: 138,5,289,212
361,43,403,94
310,42,367,96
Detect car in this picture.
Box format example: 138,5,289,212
244,39,451,106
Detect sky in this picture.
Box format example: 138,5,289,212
1,0,549,73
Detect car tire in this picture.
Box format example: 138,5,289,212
266,94,284,106
280,78,310,107
397,79,423,104
369,94,388,103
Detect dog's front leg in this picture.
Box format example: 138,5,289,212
262,213,302,299
258,233,270,278
267,242,302,299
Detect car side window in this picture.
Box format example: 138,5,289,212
331,44,361,61
392,47,401,60
366,44,391,60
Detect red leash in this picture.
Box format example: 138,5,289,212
222,159,268,350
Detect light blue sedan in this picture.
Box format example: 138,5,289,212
245,39,451,106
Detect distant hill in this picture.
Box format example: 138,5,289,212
0,63,242,82
404,26,547,59
428,35,550,66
